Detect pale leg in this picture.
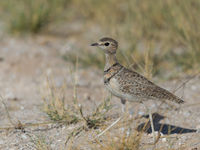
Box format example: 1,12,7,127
143,103,156,143
149,108,156,143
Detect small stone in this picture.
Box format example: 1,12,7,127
128,109,134,115
191,85,197,90
178,141,183,146
120,127,125,132
138,111,144,116
51,144,56,149
196,125,200,133
21,134,27,140
0,140,4,144
150,103,156,109
183,111,191,117
162,137,167,142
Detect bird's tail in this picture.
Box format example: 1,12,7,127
156,87,184,104
163,89,184,104
172,95,184,104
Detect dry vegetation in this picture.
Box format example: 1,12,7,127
0,0,200,149
67,0,200,78
0,0,70,33
0,0,200,77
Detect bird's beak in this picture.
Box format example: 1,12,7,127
90,42,99,46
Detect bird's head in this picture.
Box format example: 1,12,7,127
91,37,118,54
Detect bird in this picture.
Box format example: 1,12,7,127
91,37,184,142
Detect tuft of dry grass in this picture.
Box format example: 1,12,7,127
30,135,51,150
65,97,112,145
41,77,79,124
41,60,113,145
0,0,70,33
93,115,154,150
97,131,142,150
79,97,112,129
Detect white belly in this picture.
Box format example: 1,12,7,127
104,78,138,101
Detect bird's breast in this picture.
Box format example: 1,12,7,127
105,77,120,91
104,77,124,98
104,75,141,102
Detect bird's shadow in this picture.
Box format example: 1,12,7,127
137,113,196,135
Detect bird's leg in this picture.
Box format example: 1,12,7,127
120,99,126,113
149,108,156,143
143,103,156,143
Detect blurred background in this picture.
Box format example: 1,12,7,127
0,0,200,78
0,0,200,149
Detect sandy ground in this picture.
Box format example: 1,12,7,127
0,34,200,150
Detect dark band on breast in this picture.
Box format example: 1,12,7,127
104,63,119,73
104,66,123,84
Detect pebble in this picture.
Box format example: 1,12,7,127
51,144,56,149
21,134,27,140
196,125,200,133
128,109,134,115
183,111,191,117
162,137,167,142
138,111,145,116
148,131,160,137
191,85,197,90
120,127,125,132
150,103,157,109
0,140,3,144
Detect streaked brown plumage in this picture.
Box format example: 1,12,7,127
91,37,184,105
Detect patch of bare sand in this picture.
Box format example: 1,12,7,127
0,35,199,150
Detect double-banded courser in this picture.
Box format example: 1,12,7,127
91,37,184,141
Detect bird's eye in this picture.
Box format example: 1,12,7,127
104,42,110,46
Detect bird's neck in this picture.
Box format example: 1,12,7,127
104,53,118,71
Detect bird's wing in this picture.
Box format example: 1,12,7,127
119,67,184,103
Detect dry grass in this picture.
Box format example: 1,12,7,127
0,0,200,76
0,0,70,33
0,71,197,149
64,94,113,145
92,115,144,150
30,135,51,150
41,61,113,146
42,77,79,124
67,0,200,78
97,131,142,150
